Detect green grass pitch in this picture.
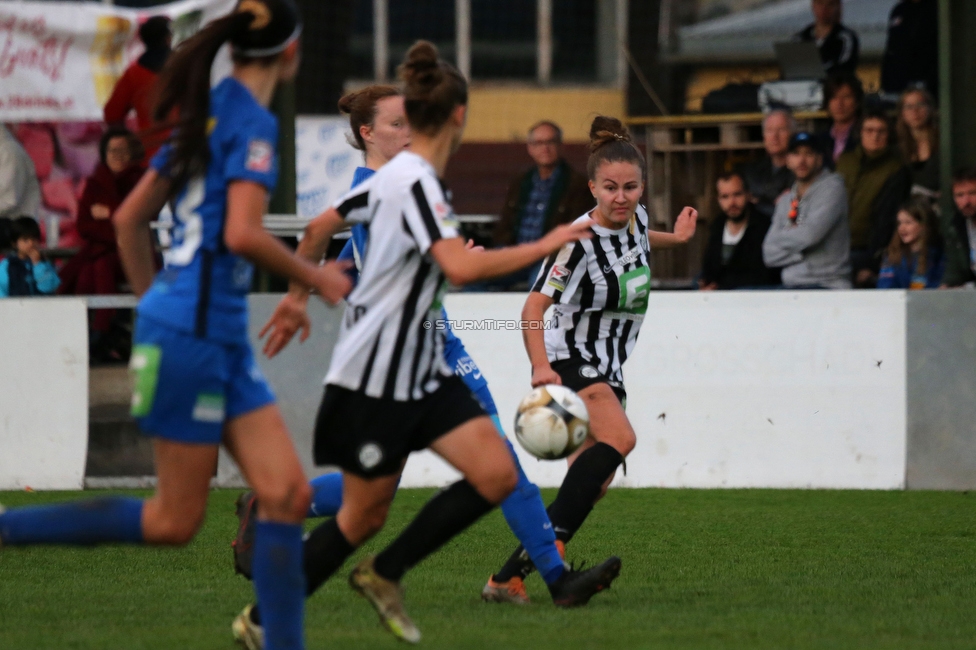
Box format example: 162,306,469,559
1,488,975,649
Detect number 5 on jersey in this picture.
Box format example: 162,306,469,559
618,267,651,314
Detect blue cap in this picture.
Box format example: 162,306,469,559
788,131,819,153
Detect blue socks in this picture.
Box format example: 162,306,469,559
499,439,564,585
307,472,343,518
252,521,305,650
0,497,143,545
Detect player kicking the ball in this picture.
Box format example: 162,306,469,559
484,116,698,596
232,42,618,647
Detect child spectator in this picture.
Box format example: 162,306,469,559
0,216,60,297
877,197,944,289
896,87,940,198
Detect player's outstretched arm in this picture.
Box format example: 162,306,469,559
522,291,560,387
432,218,593,286
225,181,352,305
115,169,171,297
257,206,353,358
646,206,698,249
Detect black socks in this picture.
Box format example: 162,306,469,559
494,442,623,583
374,479,494,582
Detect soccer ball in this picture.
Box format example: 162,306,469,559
514,385,590,460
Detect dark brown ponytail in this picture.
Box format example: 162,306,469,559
338,85,401,151
397,40,467,135
153,12,253,195
586,115,646,180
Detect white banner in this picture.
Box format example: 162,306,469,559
296,116,361,219
0,0,235,122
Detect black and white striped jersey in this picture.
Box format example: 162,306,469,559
532,205,653,383
325,151,459,401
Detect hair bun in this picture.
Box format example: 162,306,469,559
237,0,271,30
400,40,442,88
589,115,630,151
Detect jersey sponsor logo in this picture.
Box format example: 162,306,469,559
618,266,651,314
454,355,483,380
245,139,274,173
602,246,644,274
579,364,600,379
192,393,225,423
547,265,570,291
639,233,649,252
358,442,384,470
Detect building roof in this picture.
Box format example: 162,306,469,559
673,0,898,63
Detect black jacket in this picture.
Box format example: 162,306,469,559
700,207,779,290
943,210,976,287
881,0,939,97
795,23,860,76
738,155,794,219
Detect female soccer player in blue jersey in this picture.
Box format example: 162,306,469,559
0,3,351,650
231,88,615,638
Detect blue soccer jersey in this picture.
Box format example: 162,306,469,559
139,77,279,344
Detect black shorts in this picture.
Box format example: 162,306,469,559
313,375,487,478
550,357,627,405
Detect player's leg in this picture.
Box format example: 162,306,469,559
492,383,631,586
484,414,563,603
0,439,214,547
224,404,312,650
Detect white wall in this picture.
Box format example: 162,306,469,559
401,291,908,489
0,299,88,490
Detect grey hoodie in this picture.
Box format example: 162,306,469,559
763,170,852,289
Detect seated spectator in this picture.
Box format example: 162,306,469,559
763,132,851,289
896,86,940,198
58,128,143,359
700,172,778,290
881,0,938,99
795,0,859,76
820,72,863,167
488,120,593,290
941,167,976,287
836,109,912,287
103,16,172,161
0,216,60,297
738,110,795,220
877,197,944,289
0,125,41,220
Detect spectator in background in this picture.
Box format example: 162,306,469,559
103,16,172,161
881,0,939,99
489,120,593,289
836,109,911,287
0,125,41,220
763,132,851,289
795,0,859,76
941,168,976,287
700,172,777,290
821,72,863,167
58,128,143,360
0,216,60,297
896,87,940,198
739,110,795,219
877,197,944,289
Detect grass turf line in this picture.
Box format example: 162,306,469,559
0,488,974,649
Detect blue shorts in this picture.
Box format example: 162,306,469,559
129,315,275,444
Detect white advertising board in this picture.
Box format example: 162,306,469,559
400,291,908,489
0,298,88,490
